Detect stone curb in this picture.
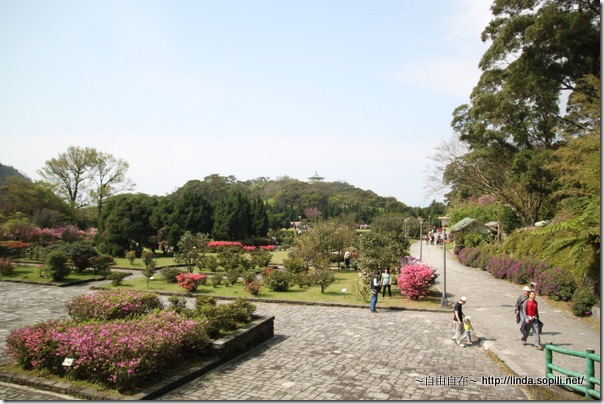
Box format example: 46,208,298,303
0,276,107,287
0,315,274,400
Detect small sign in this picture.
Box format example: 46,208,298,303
341,288,347,294
62,358,74,367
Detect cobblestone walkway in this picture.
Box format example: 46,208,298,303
158,303,527,400
0,280,527,400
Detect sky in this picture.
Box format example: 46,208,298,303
0,0,493,207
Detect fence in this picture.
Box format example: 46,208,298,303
545,344,600,399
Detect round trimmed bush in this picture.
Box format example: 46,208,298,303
44,250,71,281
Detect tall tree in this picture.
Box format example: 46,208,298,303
38,146,134,217
96,193,158,257
212,189,251,241
447,0,600,225
250,196,269,237
38,146,97,208
89,151,135,218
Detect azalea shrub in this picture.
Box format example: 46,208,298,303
457,247,482,267
397,262,437,300
176,272,207,292
457,246,580,309
207,241,244,251
0,258,15,275
66,289,163,322
263,268,292,292
0,241,30,258
160,267,184,283
194,297,256,338
249,249,272,268
5,311,210,392
243,279,263,295
44,250,71,281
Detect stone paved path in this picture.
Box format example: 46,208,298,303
158,303,526,400
0,276,527,400
5,239,601,400
414,240,600,382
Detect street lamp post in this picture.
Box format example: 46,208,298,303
438,216,450,307
418,217,425,261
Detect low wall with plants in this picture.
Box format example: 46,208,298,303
3,290,267,396
457,247,598,317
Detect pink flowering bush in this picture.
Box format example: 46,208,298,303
397,262,438,300
259,245,276,251
0,258,16,275
243,279,263,295
207,241,244,251
176,272,207,292
5,311,210,392
66,290,163,322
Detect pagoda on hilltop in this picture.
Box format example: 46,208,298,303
308,171,325,183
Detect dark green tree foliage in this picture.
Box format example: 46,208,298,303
96,193,159,257
0,163,29,185
151,188,213,248
212,189,250,241
249,196,269,237
449,0,600,226
0,176,73,228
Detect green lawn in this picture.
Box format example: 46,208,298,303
112,250,291,268
5,254,443,310
105,270,443,310
0,265,105,284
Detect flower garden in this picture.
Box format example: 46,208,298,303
4,289,257,394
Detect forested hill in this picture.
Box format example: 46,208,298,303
0,163,30,186
170,174,416,226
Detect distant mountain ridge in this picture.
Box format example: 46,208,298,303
0,163,30,185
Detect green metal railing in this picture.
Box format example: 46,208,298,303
545,344,600,399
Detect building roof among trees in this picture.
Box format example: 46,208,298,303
448,217,492,235
308,171,325,182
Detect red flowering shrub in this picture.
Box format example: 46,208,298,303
176,272,207,292
397,263,437,300
243,279,263,295
0,241,30,258
0,258,15,275
207,241,244,251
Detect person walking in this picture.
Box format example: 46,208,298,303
381,268,392,298
452,296,467,345
344,250,351,269
515,286,531,342
522,291,543,350
369,270,381,313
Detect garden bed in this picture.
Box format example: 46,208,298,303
0,315,274,400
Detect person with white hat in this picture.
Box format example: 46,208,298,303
452,296,467,345
515,286,531,343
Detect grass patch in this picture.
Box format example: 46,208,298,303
0,265,105,284
104,271,443,310
113,250,290,268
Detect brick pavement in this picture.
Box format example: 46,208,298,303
0,276,528,400
158,303,527,400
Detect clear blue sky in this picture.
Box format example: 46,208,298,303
0,0,492,207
